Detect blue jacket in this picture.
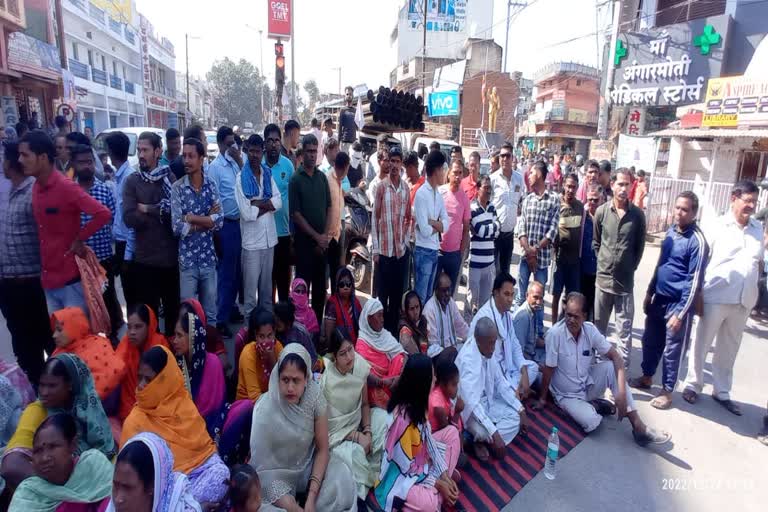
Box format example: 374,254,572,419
647,222,709,318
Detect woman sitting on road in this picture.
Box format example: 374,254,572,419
249,344,357,512
324,268,363,345
121,346,229,508
9,413,113,511
355,299,407,409
398,290,429,355
236,307,284,402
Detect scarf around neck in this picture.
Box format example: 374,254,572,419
138,164,173,215
241,159,272,200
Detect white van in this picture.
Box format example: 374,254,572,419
93,127,166,169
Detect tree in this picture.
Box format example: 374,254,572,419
206,58,271,127
283,81,309,125
304,80,320,115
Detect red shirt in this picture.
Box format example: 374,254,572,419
33,169,111,289
460,174,480,202
408,175,425,209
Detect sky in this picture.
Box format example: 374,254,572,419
134,0,610,99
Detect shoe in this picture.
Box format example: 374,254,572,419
459,275,467,286
633,427,671,447
628,376,652,390
217,323,233,338
712,395,743,416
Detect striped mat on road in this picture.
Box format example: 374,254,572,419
456,406,586,511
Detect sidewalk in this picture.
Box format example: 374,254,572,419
502,245,768,512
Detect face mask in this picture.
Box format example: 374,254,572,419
292,291,309,308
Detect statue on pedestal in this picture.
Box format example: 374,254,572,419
487,86,501,133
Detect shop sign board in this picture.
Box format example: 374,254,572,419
268,0,292,40
702,75,768,127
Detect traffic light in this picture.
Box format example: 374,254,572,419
275,42,285,108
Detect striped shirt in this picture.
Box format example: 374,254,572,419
81,181,116,261
372,176,411,258
469,200,500,268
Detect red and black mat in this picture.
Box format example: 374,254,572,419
456,406,586,511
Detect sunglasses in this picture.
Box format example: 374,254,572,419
338,280,353,289
500,153,512,159
588,198,601,203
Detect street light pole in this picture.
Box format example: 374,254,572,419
421,0,427,101
290,6,296,120
259,29,265,125
185,33,190,124
504,2,527,74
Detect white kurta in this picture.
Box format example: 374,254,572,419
469,299,540,389
457,337,523,445
423,296,469,357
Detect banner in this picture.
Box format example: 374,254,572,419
428,90,459,117
589,139,614,161
407,0,467,33
268,0,292,41
92,0,132,24
1,96,18,127
7,32,61,80
702,75,768,127
616,134,658,172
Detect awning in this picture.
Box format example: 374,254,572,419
649,128,768,138
534,131,594,140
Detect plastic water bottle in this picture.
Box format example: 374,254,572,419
544,426,559,480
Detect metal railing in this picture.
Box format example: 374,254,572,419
110,74,122,90
69,59,89,80
125,80,135,94
91,68,107,85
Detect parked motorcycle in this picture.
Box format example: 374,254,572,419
343,187,372,292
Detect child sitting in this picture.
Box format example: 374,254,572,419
229,464,286,512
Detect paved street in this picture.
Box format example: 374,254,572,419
2,245,766,511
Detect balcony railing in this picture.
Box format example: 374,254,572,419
110,74,122,90
88,2,105,24
109,18,121,35
69,59,89,79
125,80,135,94
125,28,135,45
91,68,107,85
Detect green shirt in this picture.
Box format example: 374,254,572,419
556,198,585,265
289,165,332,245
593,201,646,295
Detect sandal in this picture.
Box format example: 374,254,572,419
650,393,673,410
590,398,616,416
682,389,697,404
628,376,652,390
473,442,490,463
633,427,671,447
712,395,743,416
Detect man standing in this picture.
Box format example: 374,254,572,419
516,160,559,320
457,317,527,462
551,173,584,322
337,86,357,153
21,130,110,314
682,180,764,415
0,141,53,385
460,151,481,202
413,150,450,304
171,138,222,324
289,133,332,325
470,273,539,398
160,127,183,177
264,124,294,303
372,144,411,333
123,132,178,335
208,125,243,337
282,120,300,169
309,118,324,167
597,160,613,201
580,184,601,320
576,159,600,204
513,281,546,364
322,118,335,148
633,170,648,209
327,151,349,287
491,143,525,276
593,169,646,368
72,144,122,339
630,191,708,410
533,293,670,447
437,160,471,295
105,131,138,308
236,134,281,317
366,134,390,183
469,176,500,314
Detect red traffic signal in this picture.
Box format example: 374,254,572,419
276,55,285,70
275,42,284,57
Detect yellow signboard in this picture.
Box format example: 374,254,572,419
92,0,132,24
702,75,768,127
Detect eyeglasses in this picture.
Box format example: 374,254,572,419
587,198,601,203
500,153,512,159
338,280,353,289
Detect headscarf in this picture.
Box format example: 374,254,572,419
9,449,113,512
51,307,125,400
358,298,405,358
398,290,428,354
290,278,319,334
0,360,35,408
326,267,362,342
49,353,116,459
116,305,169,421
121,345,217,474
0,375,24,451
138,164,173,216
106,433,201,512
321,352,371,447
177,299,230,440
240,158,272,199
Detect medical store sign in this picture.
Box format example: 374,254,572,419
609,15,730,107
428,90,459,117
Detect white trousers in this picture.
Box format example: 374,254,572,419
555,361,636,433
242,247,275,317
683,302,749,400
466,401,522,445
508,359,541,390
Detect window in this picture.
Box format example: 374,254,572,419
655,0,726,27
87,49,93,67
113,61,118,76
71,42,78,60
576,79,582,86
123,65,127,79
101,55,106,71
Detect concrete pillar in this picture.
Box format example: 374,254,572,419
667,137,684,178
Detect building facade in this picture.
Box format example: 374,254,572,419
530,62,600,156
139,13,176,129
63,0,144,133
175,71,215,129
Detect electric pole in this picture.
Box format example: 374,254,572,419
259,29,265,125
185,33,190,124
598,0,621,139
504,2,527,74
422,0,427,101
290,7,296,120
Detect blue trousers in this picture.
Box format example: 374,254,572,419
436,250,462,295
516,258,547,335
640,297,693,393
217,219,242,326
414,246,439,305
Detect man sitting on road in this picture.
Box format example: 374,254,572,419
513,280,546,364
533,292,671,447
424,272,469,359
457,317,528,462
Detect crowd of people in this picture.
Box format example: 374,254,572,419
0,110,765,512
